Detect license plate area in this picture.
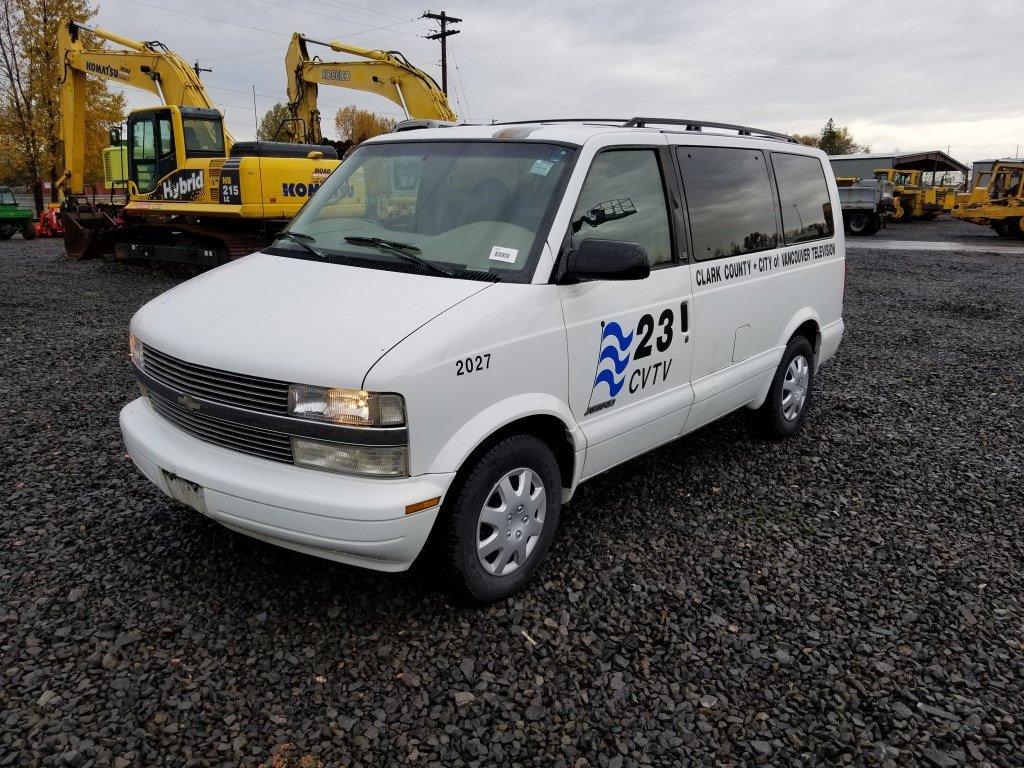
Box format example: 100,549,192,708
161,470,208,514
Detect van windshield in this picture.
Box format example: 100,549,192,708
274,140,576,282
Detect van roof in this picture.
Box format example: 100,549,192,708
369,117,804,149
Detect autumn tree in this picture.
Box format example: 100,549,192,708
334,106,396,148
792,118,869,155
0,0,125,212
256,101,293,142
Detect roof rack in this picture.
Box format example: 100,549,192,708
483,117,799,143
488,118,629,126
624,117,798,143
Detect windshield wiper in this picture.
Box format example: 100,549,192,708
344,236,454,278
274,230,327,259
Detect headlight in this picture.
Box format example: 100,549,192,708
292,437,407,477
129,333,144,369
288,384,405,427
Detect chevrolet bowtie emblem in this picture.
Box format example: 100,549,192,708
177,394,202,413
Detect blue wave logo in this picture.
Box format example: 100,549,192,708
593,321,633,397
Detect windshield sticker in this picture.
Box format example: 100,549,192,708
530,159,554,176
489,246,519,263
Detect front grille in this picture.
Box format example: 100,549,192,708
142,345,290,415
149,390,294,464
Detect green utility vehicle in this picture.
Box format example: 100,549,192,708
0,187,36,240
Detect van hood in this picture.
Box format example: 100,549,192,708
131,252,492,387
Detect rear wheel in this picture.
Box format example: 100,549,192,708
443,435,561,603
1007,217,1024,239
0,228,12,241
756,335,815,440
993,221,1010,237
846,211,871,235
21,222,36,240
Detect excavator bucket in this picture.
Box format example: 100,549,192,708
60,213,107,260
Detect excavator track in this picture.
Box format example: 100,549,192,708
105,216,285,267
166,221,280,261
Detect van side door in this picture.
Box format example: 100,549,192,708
673,144,784,431
557,144,695,480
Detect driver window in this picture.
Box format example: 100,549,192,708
570,149,673,266
132,120,155,161
158,117,173,158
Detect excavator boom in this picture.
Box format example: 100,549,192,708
285,33,457,145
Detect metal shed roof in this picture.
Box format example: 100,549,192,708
829,150,967,174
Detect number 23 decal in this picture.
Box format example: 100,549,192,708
456,353,491,376
634,308,676,359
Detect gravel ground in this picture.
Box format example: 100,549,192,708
2,238,1023,768
869,216,1004,243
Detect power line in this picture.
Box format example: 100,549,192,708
122,0,291,37
251,0,427,39
449,39,471,122
423,10,461,97
298,0,426,31
199,47,280,63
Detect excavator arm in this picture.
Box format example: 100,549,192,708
285,33,457,145
58,19,230,196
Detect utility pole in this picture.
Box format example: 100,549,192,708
193,61,212,80
422,10,461,96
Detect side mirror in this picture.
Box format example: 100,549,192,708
561,238,650,283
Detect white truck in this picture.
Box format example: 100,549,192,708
836,177,895,235
120,117,845,602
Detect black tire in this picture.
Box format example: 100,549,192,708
1007,218,1024,239
756,335,815,440
21,222,36,240
0,228,12,241
847,211,871,235
866,214,882,236
993,221,1010,237
442,434,561,603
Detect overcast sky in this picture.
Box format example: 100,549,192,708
94,0,1024,166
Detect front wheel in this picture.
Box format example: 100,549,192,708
443,435,561,603
21,222,36,240
756,336,815,439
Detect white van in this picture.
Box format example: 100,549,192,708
120,118,845,602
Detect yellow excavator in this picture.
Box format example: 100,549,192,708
284,33,457,149
59,20,341,264
951,161,1024,238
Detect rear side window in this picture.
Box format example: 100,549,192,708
571,149,673,266
677,147,779,261
771,152,835,243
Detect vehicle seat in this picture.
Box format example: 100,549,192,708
458,177,510,227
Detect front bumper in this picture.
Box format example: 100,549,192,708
120,397,454,571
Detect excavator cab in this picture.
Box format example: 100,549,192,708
126,106,227,194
